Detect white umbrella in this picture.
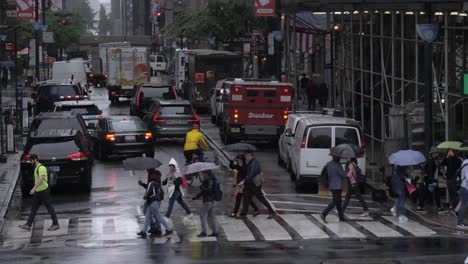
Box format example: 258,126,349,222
183,162,218,175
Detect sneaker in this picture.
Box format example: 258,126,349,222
333,209,338,215
416,206,425,212
208,233,218,237
18,224,31,231
163,230,173,236
267,212,277,219
149,228,162,236
137,231,147,238
390,207,396,216
360,211,369,217
197,232,207,238
320,214,327,223
47,225,60,231
185,213,194,219
456,223,467,229
230,213,237,218
252,211,261,217
398,216,408,223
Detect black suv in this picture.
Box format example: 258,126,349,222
130,82,177,118
20,129,94,194
32,82,89,114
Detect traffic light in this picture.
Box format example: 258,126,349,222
333,24,342,31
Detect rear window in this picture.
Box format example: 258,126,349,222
156,56,164,62
59,105,100,115
32,118,83,132
40,85,79,98
335,127,359,146
247,90,259,97
141,87,175,100
307,127,332,149
150,56,156,62
160,105,192,115
264,91,276,97
29,139,80,157
109,119,146,131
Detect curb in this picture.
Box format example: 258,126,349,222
0,154,22,233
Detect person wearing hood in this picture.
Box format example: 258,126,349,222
229,154,259,217
163,158,193,219
457,154,468,228
417,147,443,212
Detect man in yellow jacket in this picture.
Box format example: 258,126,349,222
184,124,208,163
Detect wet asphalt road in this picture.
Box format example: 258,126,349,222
0,86,467,263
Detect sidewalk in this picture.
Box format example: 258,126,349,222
0,152,22,233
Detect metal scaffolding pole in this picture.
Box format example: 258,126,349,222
341,12,346,112
444,12,449,141
351,12,355,120
292,13,298,110
360,12,365,125
391,12,395,105
401,12,405,105
370,11,375,162
380,12,385,160
415,14,419,101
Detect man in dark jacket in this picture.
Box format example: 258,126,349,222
417,147,442,212
441,148,462,211
230,155,259,217
239,150,276,219
193,171,219,237
321,155,346,222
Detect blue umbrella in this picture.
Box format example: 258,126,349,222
388,150,426,166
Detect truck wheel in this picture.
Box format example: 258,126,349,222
145,151,154,158
295,174,303,190
111,98,118,105
289,164,296,182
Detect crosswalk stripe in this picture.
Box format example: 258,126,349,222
279,214,329,239
42,219,69,237
355,221,403,237
313,214,366,238
382,216,436,236
345,213,373,221
183,216,217,242
248,216,292,241
216,216,255,242
2,220,31,239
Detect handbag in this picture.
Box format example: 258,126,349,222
405,181,417,195
181,175,188,189
253,172,264,187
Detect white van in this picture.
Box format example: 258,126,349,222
150,54,167,74
287,115,366,190
52,61,88,89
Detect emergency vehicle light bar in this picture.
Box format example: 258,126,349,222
59,95,88,100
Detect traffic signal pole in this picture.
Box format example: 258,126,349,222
34,0,39,82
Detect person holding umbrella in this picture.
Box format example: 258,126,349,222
138,169,162,236
417,147,443,212
192,171,219,237
163,158,193,220
320,154,346,223
230,154,260,217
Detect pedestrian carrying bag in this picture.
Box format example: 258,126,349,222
405,181,417,195
253,172,264,187
353,164,366,183
213,180,223,201
319,165,329,188
181,175,188,189
40,165,57,187
150,183,164,202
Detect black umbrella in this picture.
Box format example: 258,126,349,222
223,143,257,152
123,157,162,171
329,144,359,158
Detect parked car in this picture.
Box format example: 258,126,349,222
287,115,366,191
143,100,199,138
20,129,94,194
90,116,154,160
53,100,102,130
209,78,232,125
130,82,177,118
32,81,89,114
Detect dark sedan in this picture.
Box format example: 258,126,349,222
130,82,178,118
142,100,199,138
91,116,154,160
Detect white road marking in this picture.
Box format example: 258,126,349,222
345,213,373,221
2,220,32,239
279,214,329,239
183,215,217,242
42,219,69,237
262,190,277,211
248,216,292,241
271,200,381,211
355,221,403,237
313,214,366,238
382,216,436,236
216,216,255,241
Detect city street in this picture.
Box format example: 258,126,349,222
0,86,466,264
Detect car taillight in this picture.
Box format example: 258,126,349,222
111,91,116,95
153,112,165,122
145,132,153,140
283,110,288,120
300,135,307,148
105,74,108,79
67,152,88,161
90,73,94,78
106,134,115,141
283,88,289,93
234,87,240,93
233,109,239,119
188,114,199,122
21,154,31,162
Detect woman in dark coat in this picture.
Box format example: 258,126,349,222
229,154,259,217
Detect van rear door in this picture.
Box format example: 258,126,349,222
300,126,332,176
333,126,366,174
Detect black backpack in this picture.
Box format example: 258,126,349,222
213,179,223,202
319,165,329,188
39,165,57,187
354,164,366,184
149,182,164,202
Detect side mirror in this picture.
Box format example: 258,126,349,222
31,92,37,100
284,128,293,137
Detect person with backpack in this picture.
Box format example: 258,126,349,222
138,169,162,236
163,158,193,220
440,148,463,213
342,158,369,217
138,170,173,238
229,155,260,217
456,154,468,228
320,155,346,223
192,171,219,237
19,154,59,231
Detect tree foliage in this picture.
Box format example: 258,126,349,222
75,0,96,35
97,4,111,36
45,11,81,50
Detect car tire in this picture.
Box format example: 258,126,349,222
81,168,92,193
110,98,118,105
223,127,233,145
98,145,108,161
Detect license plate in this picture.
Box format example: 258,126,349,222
231,127,241,133
166,119,186,124
125,135,136,142
280,95,291,102
49,166,60,172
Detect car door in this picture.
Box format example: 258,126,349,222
279,116,295,162
300,126,332,176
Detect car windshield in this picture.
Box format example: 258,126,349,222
29,139,80,157
60,105,100,115
109,119,146,131
160,106,192,115
40,85,79,98
141,87,175,100
31,118,83,132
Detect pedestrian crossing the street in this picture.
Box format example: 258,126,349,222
0,212,440,248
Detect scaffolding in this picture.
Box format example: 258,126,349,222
284,5,468,182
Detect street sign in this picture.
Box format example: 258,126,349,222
16,0,35,21
255,0,275,17
5,43,14,50
416,23,440,44
42,32,54,43
6,10,17,17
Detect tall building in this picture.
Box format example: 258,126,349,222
110,0,122,35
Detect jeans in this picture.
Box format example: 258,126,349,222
342,181,368,212
200,202,218,234
144,201,170,232
26,189,58,226
322,189,344,220
457,188,468,225
143,202,160,231
240,184,274,215
446,179,458,209
233,192,259,214
418,183,441,209
165,190,191,218
395,186,407,216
